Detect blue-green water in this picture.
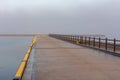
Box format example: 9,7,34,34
0,37,33,80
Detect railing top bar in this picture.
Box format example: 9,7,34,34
49,34,105,37
49,34,120,42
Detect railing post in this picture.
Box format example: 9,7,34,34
89,37,90,46
85,37,86,45
73,35,75,41
78,36,80,42
67,35,70,41
76,35,78,41
72,36,74,41
67,35,68,40
80,36,82,44
114,38,116,52
74,35,76,41
82,36,83,44
74,36,75,41
66,35,67,40
93,37,95,47
69,35,71,41
73,36,75,41
105,38,108,50
65,35,67,40
77,36,80,42
75,35,77,41
71,35,72,41
68,35,69,41
99,37,101,48
76,36,80,44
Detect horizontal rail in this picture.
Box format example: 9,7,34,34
13,36,37,80
49,34,120,54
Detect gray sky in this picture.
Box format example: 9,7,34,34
0,0,120,38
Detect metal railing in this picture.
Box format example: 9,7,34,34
49,34,120,53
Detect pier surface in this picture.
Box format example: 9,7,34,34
23,35,120,80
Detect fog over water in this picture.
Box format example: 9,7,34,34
0,0,120,39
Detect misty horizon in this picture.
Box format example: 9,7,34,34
0,0,120,38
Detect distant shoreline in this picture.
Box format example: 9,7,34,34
0,34,36,36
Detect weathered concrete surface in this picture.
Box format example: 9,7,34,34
25,35,120,80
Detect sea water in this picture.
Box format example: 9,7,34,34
0,36,33,80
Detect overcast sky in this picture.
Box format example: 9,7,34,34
0,0,120,38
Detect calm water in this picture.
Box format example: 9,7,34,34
0,36,33,80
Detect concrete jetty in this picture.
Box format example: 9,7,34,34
23,35,120,80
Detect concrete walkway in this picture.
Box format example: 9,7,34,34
24,35,120,80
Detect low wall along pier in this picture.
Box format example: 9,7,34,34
13,36,36,80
